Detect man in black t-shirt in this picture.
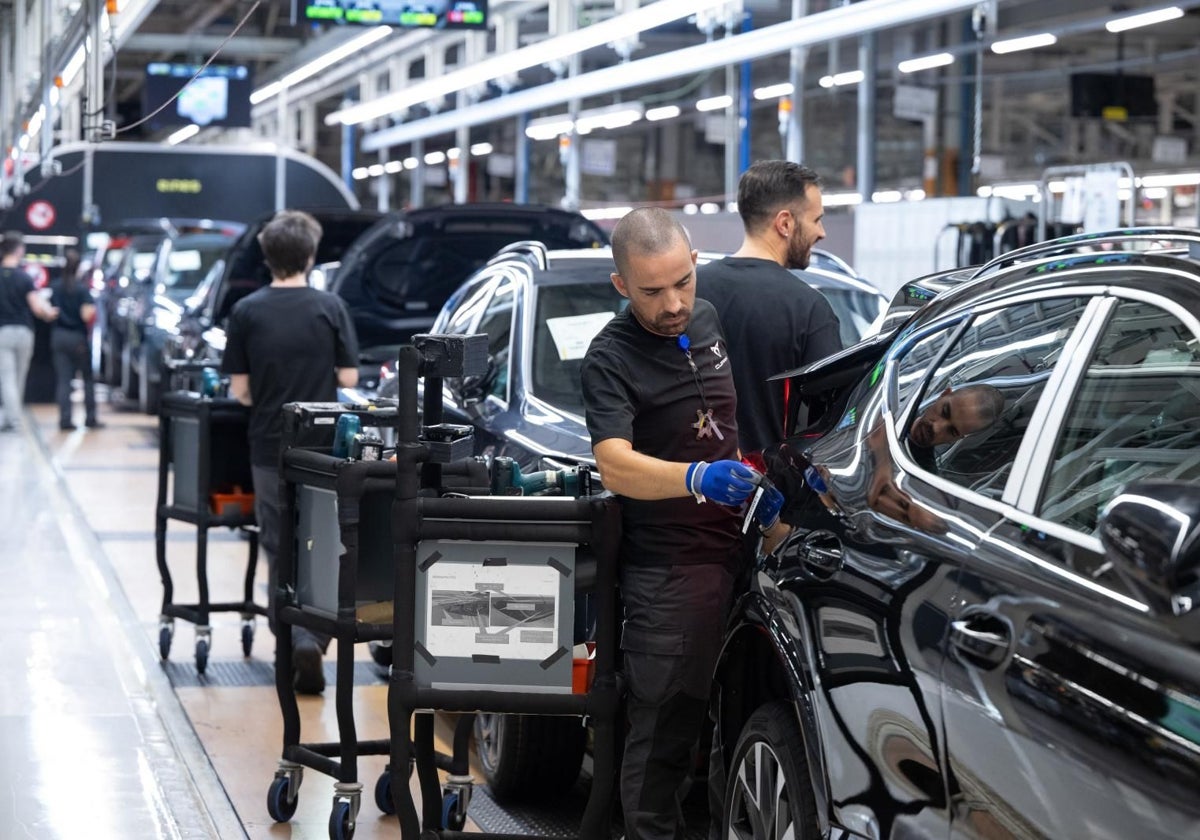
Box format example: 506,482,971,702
581,208,786,840
0,230,59,431
697,161,842,456
222,210,359,694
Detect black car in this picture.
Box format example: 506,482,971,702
710,236,1200,839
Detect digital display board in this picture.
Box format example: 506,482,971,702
304,0,487,28
142,63,253,129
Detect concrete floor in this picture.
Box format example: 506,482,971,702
0,393,478,839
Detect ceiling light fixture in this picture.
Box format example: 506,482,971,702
818,70,865,87
696,94,733,111
470,142,494,156
645,105,682,121
898,52,954,73
1105,5,1184,32
991,32,1057,53
327,0,731,126
363,0,988,152
252,26,394,105
753,82,794,100
166,124,200,145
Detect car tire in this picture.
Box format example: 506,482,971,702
139,350,161,415
121,341,139,404
723,701,819,839
473,712,586,804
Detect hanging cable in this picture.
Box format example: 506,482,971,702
117,0,262,134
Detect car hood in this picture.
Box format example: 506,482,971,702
509,393,595,467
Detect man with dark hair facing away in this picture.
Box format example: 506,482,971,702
697,160,842,457
222,210,360,694
581,207,786,839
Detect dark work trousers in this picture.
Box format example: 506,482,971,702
619,562,735,840
252,464,331,651
50,328,97,426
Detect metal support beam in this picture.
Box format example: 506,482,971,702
856,32,876,203
123,33,299,56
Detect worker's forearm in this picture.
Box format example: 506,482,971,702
594,445,690,501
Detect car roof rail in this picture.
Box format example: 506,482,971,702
489,240,549,270
972,226,1200,279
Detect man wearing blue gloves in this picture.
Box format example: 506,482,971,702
581,207,785,839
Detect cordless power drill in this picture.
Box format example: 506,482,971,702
489,456,593,497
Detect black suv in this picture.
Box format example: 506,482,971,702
710,228,1200,839
166,204,608,398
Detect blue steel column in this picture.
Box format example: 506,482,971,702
856,32,876,203
516,114,529,204
739,11,753,176
786,0,808,164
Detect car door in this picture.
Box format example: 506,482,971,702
797,292,1095,839
942,289,1200,839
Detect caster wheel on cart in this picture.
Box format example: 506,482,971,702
267,776,298,822
195,638,209,675
158,625,173,660
329,799,355,840
241,621,254,657
374,770,395,815
441,791,466,831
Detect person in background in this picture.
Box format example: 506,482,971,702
697,160,842,458
580,208,785,839
50,248,102,431
222,210,359,695
0,231,59,432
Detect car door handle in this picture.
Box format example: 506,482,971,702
949,617,1012,669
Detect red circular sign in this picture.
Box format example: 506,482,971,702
26,200,55,230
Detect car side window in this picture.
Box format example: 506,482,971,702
474,278,516,401
901,297,1090,499
1040,300,1200,534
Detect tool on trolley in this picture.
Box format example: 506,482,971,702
489,454,593,497
154,384,266,674
386,333,623,840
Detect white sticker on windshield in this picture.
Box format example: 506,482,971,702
546,312,615,361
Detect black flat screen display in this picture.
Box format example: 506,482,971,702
304,1,487,28
142,63,254,129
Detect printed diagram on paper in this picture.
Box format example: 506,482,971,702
425,562,560,660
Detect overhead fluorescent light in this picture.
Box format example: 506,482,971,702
696,94,733,111
1139,171,1200,187
753,82,794,100
576,104,644,133
252,26,393,105
872,190,903,203
61,45,86,87
352,166,369,180
898,52,954,73
818,70,865,88
403,157,419,169
470,142,494,156
645,105,682,121
991,33,1057,54
1105,5,1184,32
384,160,403,173
327,0,731,126
1142,187,1169,200
367,163,385,176
166,124,200,145
424,151,446,165
823,192,863,207
447,147,461,160
581,206,633,220
363,0,988,153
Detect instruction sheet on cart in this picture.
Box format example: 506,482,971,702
426,563,560,660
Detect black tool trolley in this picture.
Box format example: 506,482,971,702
385,335,624,840
154,386,266,674
267,399,424,838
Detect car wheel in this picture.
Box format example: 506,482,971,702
139,350,161,415
723,701,819,840
121,341,139,404
473,712,585,804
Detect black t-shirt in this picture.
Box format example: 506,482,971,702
0,266,35,329
221,286,359,467
50,282,91,334
581,299,743,568
696,257,842,453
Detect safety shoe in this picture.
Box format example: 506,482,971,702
292,639,326,695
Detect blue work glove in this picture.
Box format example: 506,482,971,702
754,484,786,533
686,460,757,506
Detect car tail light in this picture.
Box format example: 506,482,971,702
379,360,396,381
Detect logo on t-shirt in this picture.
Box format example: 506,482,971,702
709,341,729,370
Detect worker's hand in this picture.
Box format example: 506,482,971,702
687,460,758,506
753,484,785,532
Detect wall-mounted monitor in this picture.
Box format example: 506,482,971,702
142,63,254,129
304,0,488,28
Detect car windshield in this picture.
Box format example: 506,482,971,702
160,234,237,302
530,278,627,416
817,286,887,345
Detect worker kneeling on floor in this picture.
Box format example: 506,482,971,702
221,209,361,694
